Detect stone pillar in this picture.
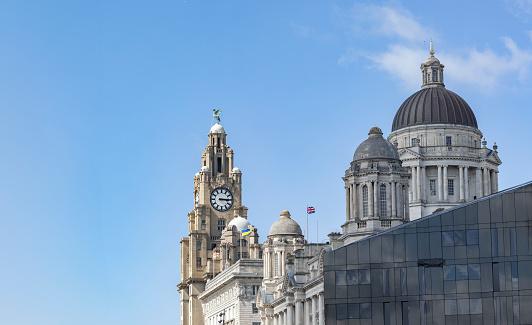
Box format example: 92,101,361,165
295,300,303,325
387,183,392,218
273,314,278,325
396,182,403,218
358,184,363,219
368,182,373,218
421,166,426,201
443,165,448,201
476,167,483,198
417,166,422,201
464,167,470,201
287,303,294,325
487,169,492,195
318,294,324,325
459,166,465,202
437,165,443,201
352,184,358,219
373,181,379,218
345,186,350,220
404,185,410,221
280,251,284,276
494,171,499,192
411,166,417,202
266,315,272,325
391,181,397,217
483,167,489,196
311,296,317,325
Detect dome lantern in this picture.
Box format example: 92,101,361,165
421,41,445,89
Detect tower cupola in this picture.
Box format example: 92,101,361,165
421,41,445,88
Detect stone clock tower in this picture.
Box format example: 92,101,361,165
178,122,248,325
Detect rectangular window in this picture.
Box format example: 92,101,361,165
442,231,454,246
418,267,425,295
197,241,202,250
468,264,481,280
511,262,519,290
411,138,419,146
443,265,456,281
513,296,520,324
448,179,454,196
493,262,500,292
196,257,201,266
201,224,206,230
400,268,407,295
383,303,391,325
430,180,436,196
420,301,427,325
382,269,390,296
242,252,248,259
359,269,371,284
379,185,387,217
402,302,409,325
217,157,222,173
360,303,372,319
446,136,452,146
456,265,468,280
466,230,479,245
510,227,517,256
237,252,240,260
259,251,263,259
492,229,499,257
454,230,466,246
252,303,259,314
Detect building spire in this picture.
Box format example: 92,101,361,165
429,40,434,57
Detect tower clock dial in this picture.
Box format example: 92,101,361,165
210,187,233,211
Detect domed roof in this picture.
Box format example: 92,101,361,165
210,123,225,134
268,210,302,237
391,87,478,132
232,167,241,174
353,127,400,161
228,216,251,232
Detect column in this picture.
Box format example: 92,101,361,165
280,251,284,276
345,186,350,220
459,166,465,202
295,300,303,325
318,294,324,325
421,166,426,201
443,165,448,201
396,182,403,218
311,296,317,325
416,166,421,201
368,182,374,218
287,304,294,325
373,181,379,217
483,167,489,196
280,310,284,325
352,184,358,219
358,184,363,219
404,184,410,221
387,183,392,218
476,167,482,198
265,315,271,325
437,165,443,201
411,167,417,202
487,169,492,195
464,167,470,201
273,314,278,325
494,171,499,192
391,181,397,217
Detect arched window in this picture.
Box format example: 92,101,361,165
432,69,438,82
238,239,247,247
411,138,419,146
380,184,387,217
362,186,369,218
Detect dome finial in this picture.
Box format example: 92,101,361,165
429,40,435,57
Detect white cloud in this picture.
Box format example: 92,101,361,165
505,0,532,22
337,4,532,91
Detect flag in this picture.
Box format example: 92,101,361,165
225,242,232,246
241,228,251,236
307,206,316,214
213,252,220,259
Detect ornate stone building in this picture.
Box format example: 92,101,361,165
388,43,502,219
178,123,252,325
341,127,411,244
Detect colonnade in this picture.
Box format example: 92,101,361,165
264,250,286,279
265,293,324,325
345,181,409,220
408,165,499,203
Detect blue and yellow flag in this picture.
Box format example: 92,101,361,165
241,228,251,236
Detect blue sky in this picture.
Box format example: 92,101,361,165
1,1,532,324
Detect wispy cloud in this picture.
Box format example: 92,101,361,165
336,4,532,91
505,0,532,22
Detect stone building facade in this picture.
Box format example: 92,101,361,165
388,43,501,220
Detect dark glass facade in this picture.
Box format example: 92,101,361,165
324,181,532,324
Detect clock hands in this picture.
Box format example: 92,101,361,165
217,197,233,201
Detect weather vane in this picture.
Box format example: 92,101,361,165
212,109,221,124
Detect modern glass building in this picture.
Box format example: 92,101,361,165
324,181,532,324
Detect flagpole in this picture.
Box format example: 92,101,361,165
306,205,309,242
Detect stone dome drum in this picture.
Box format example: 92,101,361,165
228,216,251,232
391,84,478,132
268,210,302,237
353,127,400,161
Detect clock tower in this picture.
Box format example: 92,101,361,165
178,122,248,325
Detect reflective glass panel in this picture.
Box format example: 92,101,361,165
466,230,479,245
491,229,499,257
400,268,407,295
470,298,483,315
513,296,520,324
456,265,468,280
443,265,455,281
335,271,347,285
348,303,360,319
360,303,372,319
445,300,457,315
468,264,481,280
457,298,470,314
346,270,358,285
336,303,348,320
510,227,517,256
454,230,466,246
511,261,518,290
442,231,454,246
359,269,371,284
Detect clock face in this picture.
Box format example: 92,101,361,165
210,188,233,212
194,191,199,206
